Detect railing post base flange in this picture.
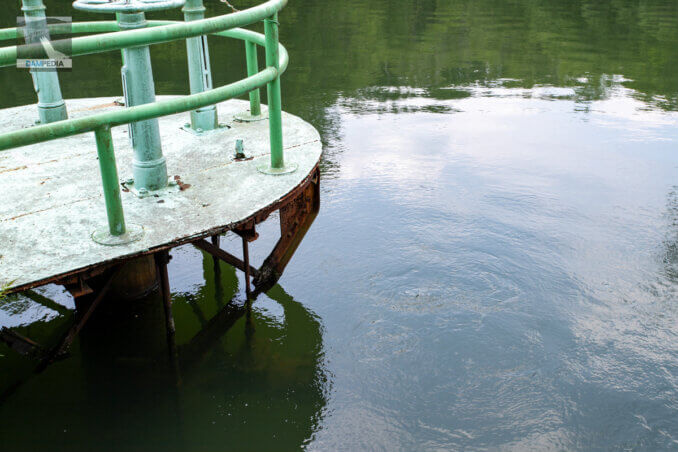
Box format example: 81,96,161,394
234,109,269,123
234,113,269,123
180,122,230,137
257,162,298,176
92,224,144,246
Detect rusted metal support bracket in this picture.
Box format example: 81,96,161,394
234,222,259,242
64,276,94,301
253,169,320,292
154,250,181,385
210,234,221,267
242,237,252,300
154,251,176,339
36,265,121,370
192,239,259,278
3,164,321,298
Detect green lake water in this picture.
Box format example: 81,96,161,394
1,0,677,449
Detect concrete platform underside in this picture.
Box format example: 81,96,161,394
0,97,322,292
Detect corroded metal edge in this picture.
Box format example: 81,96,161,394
5,163,320,296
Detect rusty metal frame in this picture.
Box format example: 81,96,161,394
5,164,320,297
0,165,320,393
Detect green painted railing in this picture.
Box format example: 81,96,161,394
0,0,292,244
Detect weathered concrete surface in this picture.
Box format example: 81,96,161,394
0,97,322,290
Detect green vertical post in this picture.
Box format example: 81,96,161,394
265,14,283,169
117,12,167,191
183,0,218,132
258,13,296,175
21,0,68,124
94,126,126,237
245,40,261,117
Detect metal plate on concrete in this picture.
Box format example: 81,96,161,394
0,97,322,291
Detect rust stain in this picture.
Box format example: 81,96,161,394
2,196,98,222
174,175,191,191
0,165,27,174
71,102,122,113
2,164,321,295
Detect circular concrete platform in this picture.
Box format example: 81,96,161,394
0,97,322,291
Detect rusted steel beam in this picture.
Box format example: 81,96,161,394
53,269,116,356
193,239,259,278
155,251,176,338
154,250,181,386
234,221,259,242
242,237,252,300
64,277,94,300
35,266,120,371
0,267,121,401
254,169,320,292
210,234,221,267
4,163,318,296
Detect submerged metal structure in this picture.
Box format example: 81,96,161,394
0,0,321,358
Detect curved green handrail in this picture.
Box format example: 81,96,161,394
0,0,286,66
0,27,287,150
0,0,293,243
0,0,288,150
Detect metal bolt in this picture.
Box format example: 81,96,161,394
139,187,148,196
196,128,203,133
235,139,245,159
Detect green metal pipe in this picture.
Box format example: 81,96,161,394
0,19,269,41
0,21,74,41
245,40,262,117
94,126,126,236
0,19,264,41
183,0,218,132
0,22,272,58
0,63,285,151
264,13,284,169
0,26,290,152
0,0,288,67
21,0,68,124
